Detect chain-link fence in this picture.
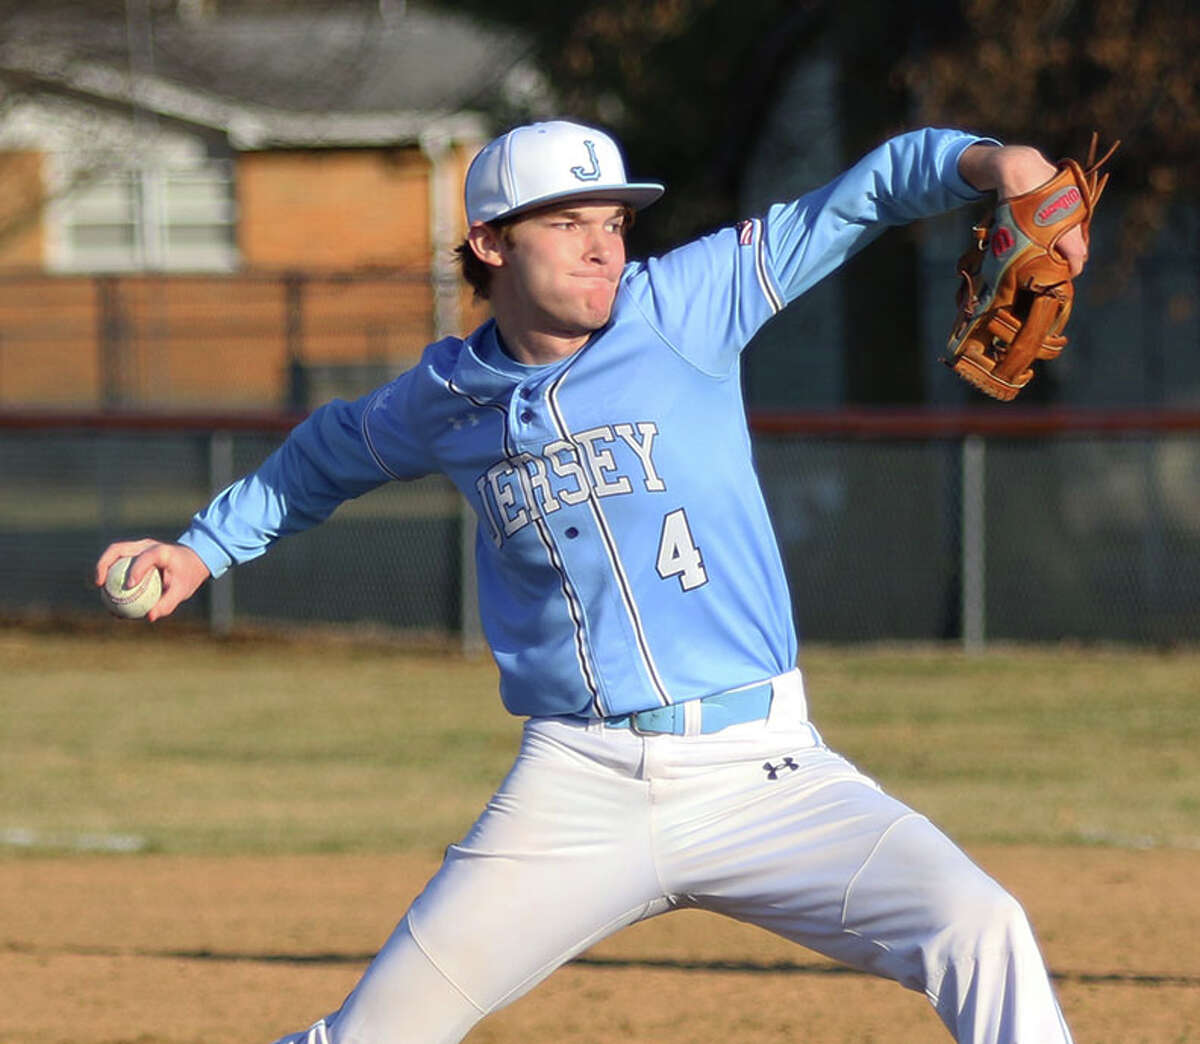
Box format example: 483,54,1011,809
0,416,466,639
755,421,1200,643
2,411,1198,646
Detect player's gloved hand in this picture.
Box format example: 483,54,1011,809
958,143,1092,274
94,540,211,622
949,136,1117,401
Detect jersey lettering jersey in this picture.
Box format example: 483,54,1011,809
179,129,986,718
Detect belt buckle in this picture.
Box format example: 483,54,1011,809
629,705,680,735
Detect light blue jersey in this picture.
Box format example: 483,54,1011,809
180,128,986,719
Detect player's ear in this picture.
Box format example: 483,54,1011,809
467,222,506,269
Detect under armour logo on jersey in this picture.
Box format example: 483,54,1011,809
762,757,799,780
570,140,602,182
450,413,480,430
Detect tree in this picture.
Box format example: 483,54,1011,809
898,0,1200,261
432,0,828,254
429,0,1200,403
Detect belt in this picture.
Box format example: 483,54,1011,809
601,678,776,736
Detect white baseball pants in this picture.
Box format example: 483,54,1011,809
273,670,1072,1044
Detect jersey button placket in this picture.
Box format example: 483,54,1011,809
510,386,539,452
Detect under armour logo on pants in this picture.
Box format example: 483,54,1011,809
762,757,799,780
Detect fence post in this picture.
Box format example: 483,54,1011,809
961,434,986,652
96,276,129,408
421,128,486,656
208,430,235,635
458,506,485,655
283,272,308,411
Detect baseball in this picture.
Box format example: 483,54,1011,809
101,556,162,619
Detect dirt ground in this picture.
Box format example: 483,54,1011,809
4,845,1199,1044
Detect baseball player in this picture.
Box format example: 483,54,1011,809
96,120,1086,1043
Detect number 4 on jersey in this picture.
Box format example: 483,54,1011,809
656,508,708,591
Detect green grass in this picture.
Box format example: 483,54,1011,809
0,625,517,855
802,644,1200,848
1,625,1197,855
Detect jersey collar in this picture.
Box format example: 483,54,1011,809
448,321,524,403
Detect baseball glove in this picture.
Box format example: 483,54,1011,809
945,134,1119,401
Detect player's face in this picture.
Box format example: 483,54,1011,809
494,202,628,339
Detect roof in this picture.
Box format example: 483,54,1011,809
0,5,542,148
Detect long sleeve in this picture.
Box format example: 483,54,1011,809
621,127,991,376
178,382,428,578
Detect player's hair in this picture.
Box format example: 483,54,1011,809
454,204,636,301
454,219,515,302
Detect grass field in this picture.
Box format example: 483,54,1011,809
3,624,1196,855
2,622,1199,1042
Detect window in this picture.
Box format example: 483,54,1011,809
59,163,237,272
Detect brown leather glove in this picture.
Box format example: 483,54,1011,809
945,135,1118,401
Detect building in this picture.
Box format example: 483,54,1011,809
0,3,542,409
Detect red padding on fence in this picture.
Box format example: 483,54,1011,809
2,408,1200,438
0,410,308,433
749,408,1200,439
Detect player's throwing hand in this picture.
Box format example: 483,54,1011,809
94,540,210,622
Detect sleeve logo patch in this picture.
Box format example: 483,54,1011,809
1034,186,1082,226
736,219,756,246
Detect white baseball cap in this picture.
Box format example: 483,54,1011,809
464,120,665,225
